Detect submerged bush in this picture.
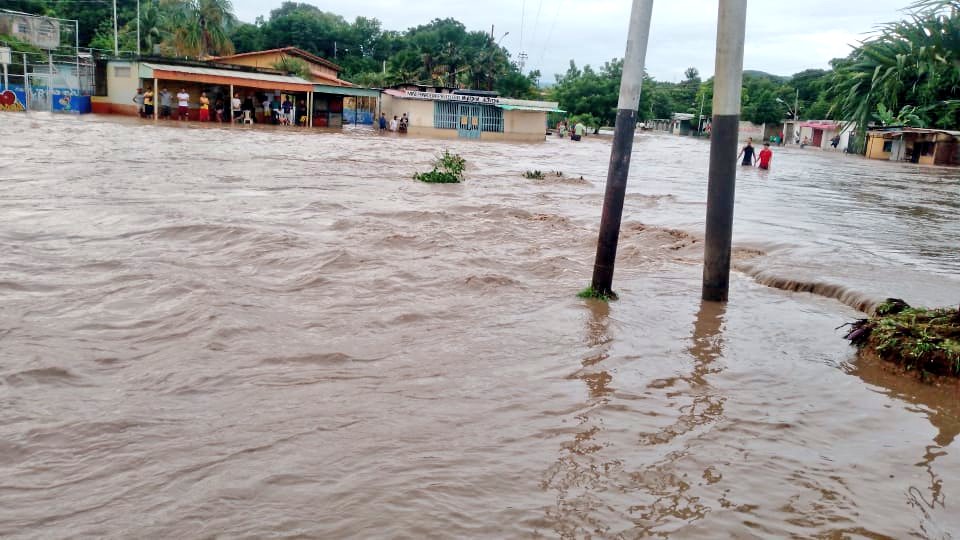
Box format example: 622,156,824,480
845,299,960,378
523,170,563,180
414,150,467,184
577,285,618,302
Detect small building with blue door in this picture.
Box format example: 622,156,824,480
381,85,561,143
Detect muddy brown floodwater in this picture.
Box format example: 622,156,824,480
1,113,959,538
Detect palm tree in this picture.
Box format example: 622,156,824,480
832,0,960,143
140,1,168,55
162,0,236,58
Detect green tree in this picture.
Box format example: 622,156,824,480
495,68,539,99
229,22,264,53
833,0,960,134
551,59,624,128
162,0,236,58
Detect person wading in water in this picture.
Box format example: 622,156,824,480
737,137,757,166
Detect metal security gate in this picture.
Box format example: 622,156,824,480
458,104,481,139
435,101,504,139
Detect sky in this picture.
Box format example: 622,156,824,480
231,0,915,82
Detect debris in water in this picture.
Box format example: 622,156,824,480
844,298,960,379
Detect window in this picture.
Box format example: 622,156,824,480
38,21,55,40
16,22,29,35
480,105,503,133
113,66,131,78
882,140,893,153
434,101,458,130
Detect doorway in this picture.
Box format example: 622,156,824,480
458,103,481,139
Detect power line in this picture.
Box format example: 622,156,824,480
519,0,525,61
537,0,564,74
529,0,544,57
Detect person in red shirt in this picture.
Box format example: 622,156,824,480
758,142,774,170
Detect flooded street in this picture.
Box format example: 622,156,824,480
1,113,959,538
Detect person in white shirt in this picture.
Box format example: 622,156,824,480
231,93,242,122
176,88,190,121
389,115,398,132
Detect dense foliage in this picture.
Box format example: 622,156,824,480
414,150,467,184
832,0,960,132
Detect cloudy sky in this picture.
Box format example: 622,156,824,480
232,0,913,82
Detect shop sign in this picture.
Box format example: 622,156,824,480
405,91,499,105
0,89,26,112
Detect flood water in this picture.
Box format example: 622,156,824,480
1,113,959,538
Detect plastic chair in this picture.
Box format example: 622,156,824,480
242,110,253,125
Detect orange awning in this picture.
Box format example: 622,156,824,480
142,63,314,93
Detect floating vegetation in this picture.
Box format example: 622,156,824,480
577,285,618,302
845,298,960,379
414,150,467,184
523,170,565,180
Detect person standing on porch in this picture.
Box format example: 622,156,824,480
270,96,281,124
231,93,242,123
133,88,145,117
199,92,210,122
159,88,172,119
176,88,190,121
143,88,154,118
281,97,294,124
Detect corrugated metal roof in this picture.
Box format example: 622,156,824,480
313,84,380,98
868,128,960,137
498,104,565,113
141,63,313,87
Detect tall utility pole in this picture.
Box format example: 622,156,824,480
701,0,748,302
590,0,655,297
794,88,799,122
136,0,141,56
113,0,119,55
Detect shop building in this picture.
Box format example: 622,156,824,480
212,47,379,127
380,86,561,142
866,127,960,165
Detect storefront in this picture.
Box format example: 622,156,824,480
380,88,560,142
313,84,380,128
866,128,960,165
92,60,314,123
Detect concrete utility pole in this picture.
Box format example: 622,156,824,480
590,0,655,297
701,0,748,302
113,0,119,56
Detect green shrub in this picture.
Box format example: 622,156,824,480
414,150,467,183
845,300,960,377
577,285,618,302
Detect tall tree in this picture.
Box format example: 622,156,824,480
833,0,960,133
162,0,236,58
